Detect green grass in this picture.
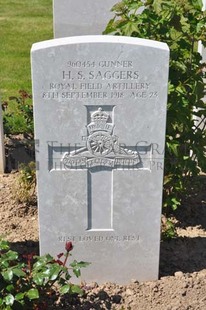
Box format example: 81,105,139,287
0,0,53,101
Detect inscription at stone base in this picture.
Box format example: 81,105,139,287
58,235,140,242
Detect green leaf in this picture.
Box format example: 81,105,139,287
121,21,139,35
59,284,71,295
170,28,182,41
163,175,172,185
103,17,116,34
33,254,53,268
70,261,90,278
2,269,13,281
191,0,202,10
73,268,81,278
47,264,62,281
6,285,14,293
166,141,179,157
0,239,10,251
12,268,26,277
70,260,90,268
15,292,25,301
65,272,72,281
33,273,45,286
168,83,175,94
183,156,189,160
71,285,83,295
70,260,78,268
27,288,39,300
79,261,90,268
0,251,18,267
128,1,144,11
171,197,181,209
111,2,126,13
5,294,14,306
162,218,177,240
174,61,187,73
7,251,18,261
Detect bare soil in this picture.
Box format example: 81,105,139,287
1,137,206,309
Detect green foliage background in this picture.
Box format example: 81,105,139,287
104,0,206,210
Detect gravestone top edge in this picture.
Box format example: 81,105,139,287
31,35,169,53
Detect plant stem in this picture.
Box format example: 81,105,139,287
63,252,70,267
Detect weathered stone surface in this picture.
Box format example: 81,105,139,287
31,35,169,284
53,0,118,37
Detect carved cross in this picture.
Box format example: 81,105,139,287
48,106,147,231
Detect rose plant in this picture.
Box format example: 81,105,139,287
2,90,34,138
104,0,206,212
0,239,89,309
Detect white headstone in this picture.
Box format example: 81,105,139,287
53,0,117,37
196,0,206,131
0,104,5,173
31,36,169,284
195,0,206,130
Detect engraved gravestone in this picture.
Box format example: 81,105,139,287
196,0,206,131
31,36,169,283
0,104,5,173
53,0,118,38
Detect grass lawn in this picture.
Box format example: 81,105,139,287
0,0,53,101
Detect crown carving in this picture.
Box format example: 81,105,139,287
87,107,114,135
91,108,109,122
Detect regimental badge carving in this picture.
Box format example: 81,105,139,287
62,107,141,169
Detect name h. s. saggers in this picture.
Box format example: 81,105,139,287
64,58,139,80
62,70,139,81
